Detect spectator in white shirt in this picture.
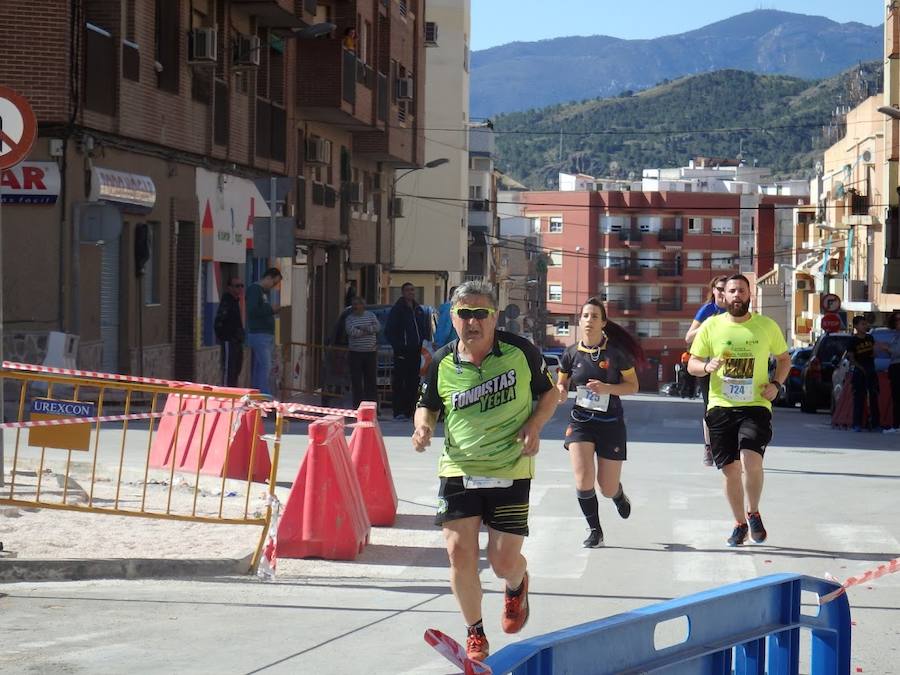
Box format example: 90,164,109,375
344,296,381,409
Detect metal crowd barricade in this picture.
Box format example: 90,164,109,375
283,341,352,404
484,574,850,674
0,362,283,572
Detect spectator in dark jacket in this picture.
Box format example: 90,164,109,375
214,276,245,387
385,282,431,420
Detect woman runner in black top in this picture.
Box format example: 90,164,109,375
556,297,644,548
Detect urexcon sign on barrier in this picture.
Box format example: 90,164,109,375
29,398,97,451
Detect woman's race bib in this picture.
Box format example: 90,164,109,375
575,385,610,412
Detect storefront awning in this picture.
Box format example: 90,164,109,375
90,166,156,213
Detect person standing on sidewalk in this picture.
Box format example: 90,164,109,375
688,274,790,547
847,315,883,432
214,276,245,387
386,282,431,420
246,267,282,396
412,280,557,662
344,296,380,409
685,275,728,465
555,297,642,548
883,312,900,433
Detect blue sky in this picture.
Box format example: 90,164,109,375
471,1,884,51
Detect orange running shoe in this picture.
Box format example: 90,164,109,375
501,571,530,633
465,629,490,661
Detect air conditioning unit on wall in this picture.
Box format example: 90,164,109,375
190,26,218,63
305,138,328,164
234,34,260,67
396,76,414,100
795,278,812,292
347,182,363,204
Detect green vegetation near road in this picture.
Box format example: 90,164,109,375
494,63,882,189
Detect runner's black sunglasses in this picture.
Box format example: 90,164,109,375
453,307,496,320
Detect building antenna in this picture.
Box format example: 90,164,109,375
559,127,563,162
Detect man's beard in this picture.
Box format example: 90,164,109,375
728,300,751,317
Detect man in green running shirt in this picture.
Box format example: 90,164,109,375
412,280,558,662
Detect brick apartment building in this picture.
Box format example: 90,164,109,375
523,188,803,390
0,0,424,384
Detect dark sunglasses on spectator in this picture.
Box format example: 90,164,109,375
232,283,244,288
715,286,725,292
453,307,496,320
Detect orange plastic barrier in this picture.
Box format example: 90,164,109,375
148,387,271,483
348,402,398,526
831,372,894,429
277,417,371,560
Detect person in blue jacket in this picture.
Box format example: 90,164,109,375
434,286,459,348
684,275,727,466
385,282,432,420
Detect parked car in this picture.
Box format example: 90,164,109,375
800,333,854,413
831,327,898,411
770,347,812,407
542,352,561,383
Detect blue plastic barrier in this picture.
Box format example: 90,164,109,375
485,574,850,674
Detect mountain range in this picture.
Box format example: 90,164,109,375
471,10,881,117
493,62,883,189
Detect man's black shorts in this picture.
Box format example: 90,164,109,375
435,477,530,536
705,406,772,469
563,408,627,460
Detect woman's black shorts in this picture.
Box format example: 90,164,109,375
563,408,627,460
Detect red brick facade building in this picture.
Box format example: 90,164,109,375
0,0,424,382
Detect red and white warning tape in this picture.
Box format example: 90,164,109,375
0,403,253,429
3,360,193,387
819,557,900,605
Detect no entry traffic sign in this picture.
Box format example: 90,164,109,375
0,85,37,171
821,312,842,333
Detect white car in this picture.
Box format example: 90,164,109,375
542,352,561,383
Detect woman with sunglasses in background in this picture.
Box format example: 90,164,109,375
684,275,728,466
556,297,644,548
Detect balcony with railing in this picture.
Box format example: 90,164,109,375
232,0,304,27
618,228,642,243
296,41,373,126
656,296,683,311
610,260,643,279
657,228,684,243
612,297,643,314
657,262,683,278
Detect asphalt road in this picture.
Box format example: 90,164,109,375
1,394,897,674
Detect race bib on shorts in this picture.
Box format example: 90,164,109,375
464,476,513,489
575,385,610,412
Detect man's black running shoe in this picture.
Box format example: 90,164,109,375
747,512,767,543
583,527,604,548
727,523,749,547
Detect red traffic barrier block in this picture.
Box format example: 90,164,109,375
348,402,398,526
277,417,371,560
149,388,271,483
832,372,893,429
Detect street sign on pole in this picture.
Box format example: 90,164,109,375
0,85,37,170
821,312,842,333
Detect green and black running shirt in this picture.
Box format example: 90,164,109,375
418,331,554,479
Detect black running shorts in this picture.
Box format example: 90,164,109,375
704,406,772,469
435,477,531,536
563,408,627,460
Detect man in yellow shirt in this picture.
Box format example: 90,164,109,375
688,274,791,547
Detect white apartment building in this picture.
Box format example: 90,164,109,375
390,0,470,305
